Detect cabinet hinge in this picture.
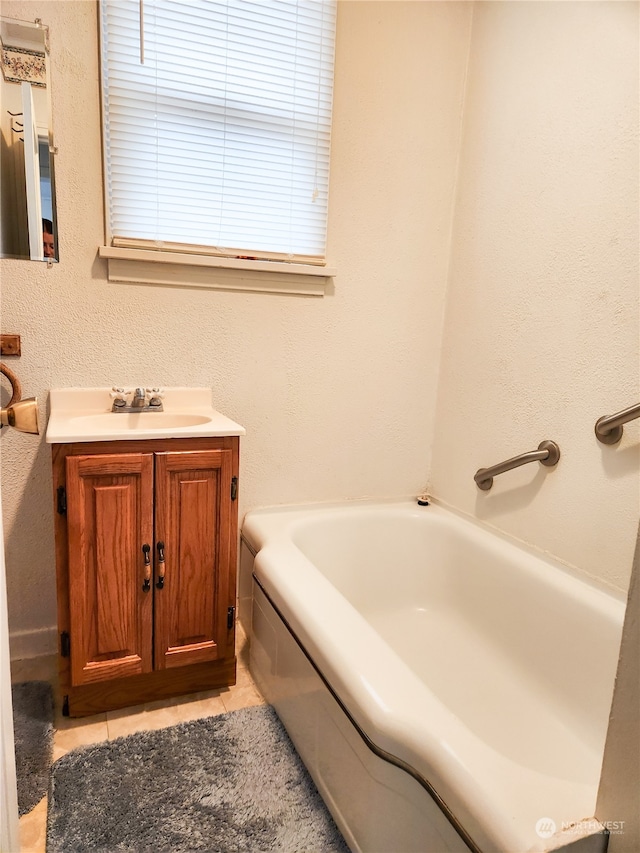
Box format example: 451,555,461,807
57,486,67,515
231,476,238,501
227,606,235,630
60,631,70,658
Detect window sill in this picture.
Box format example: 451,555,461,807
98,246,335,296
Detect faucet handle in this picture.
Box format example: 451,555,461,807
146,387,164,409
110,387,137,397
110,387,129,410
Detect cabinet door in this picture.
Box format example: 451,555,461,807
154,450,234,669
66,453,154,686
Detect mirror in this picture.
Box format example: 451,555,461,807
0,16,58,262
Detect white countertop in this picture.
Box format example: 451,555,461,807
45,387,246,443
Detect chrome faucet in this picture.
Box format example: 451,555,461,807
132,387,147,408
110,386,164,413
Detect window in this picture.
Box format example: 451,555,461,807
99,0,336,275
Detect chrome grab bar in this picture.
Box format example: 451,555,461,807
474,440,560,491
595,402,640,445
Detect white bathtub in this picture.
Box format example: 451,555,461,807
240,500,625,853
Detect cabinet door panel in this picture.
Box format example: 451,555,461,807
154,450,233,669
66,454,154,686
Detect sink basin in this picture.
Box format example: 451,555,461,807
45,388,246,443
70,412,214,432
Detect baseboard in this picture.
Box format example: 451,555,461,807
9,626,57,661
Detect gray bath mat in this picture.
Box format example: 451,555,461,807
12,680,55,815
47,704,349,852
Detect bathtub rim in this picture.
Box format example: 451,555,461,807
241,495,628,603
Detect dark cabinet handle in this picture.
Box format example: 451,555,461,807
142,544,151,591
156,541,165,589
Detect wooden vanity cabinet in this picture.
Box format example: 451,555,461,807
52,436,239,717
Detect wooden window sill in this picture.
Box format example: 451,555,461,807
98,246,335,296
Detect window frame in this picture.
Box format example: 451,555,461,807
98,0,336,294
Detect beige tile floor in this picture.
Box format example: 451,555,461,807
11,623,264,853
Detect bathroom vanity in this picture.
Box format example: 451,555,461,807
46,388,245,717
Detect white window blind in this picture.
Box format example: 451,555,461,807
100,0,336,264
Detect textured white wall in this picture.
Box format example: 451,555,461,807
431,1,640,593
0,1,472,650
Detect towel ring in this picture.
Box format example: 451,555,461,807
0,363,22,407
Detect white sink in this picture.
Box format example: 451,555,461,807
71,412,213,431
46,388,245,443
